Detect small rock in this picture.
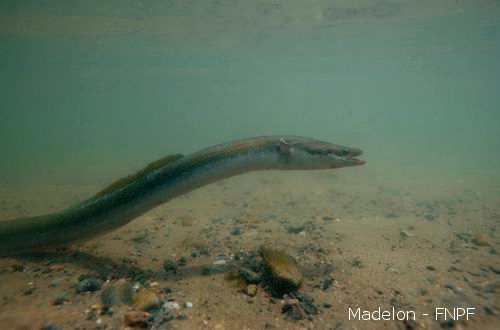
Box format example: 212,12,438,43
23,285,35,295
123,310,149,327
490,265,500,275
426,265,436,271
101,279,134,306
49,278,61,288
468,270,482,277
132,288,161,312
95,318,104,328
483,280,499,293
213,259,226,266
424,213,435,221
238,268,262,284
178,256,188,266
286,292,318,317
49,264,64,272
322,302,332,308
163,259,179,273
246,284,258,297
400,230,412,239
472,233,492,246
302,300,318,315
287,224,305,234
40,325,57,330
282,301,304,321
184,302,193,308
164,301,180,311
234,250,247,260
76,278,102,293
191,251,200,258
53,291,70,305
322,276,333,290
351,257,363,268
260,246,303,291
230,227,241,235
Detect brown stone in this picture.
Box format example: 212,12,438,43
131,288,160,312
472,233,492,246
123,310,149,327
259,246,303,289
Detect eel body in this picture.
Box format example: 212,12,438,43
0,136,364,256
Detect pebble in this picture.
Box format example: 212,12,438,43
163,259,179,273
213,259,226,265
259,246,303,290
490,265,500,275
234,250,247,260
23,285,35,295
400,229,412,239
322,276,333,290
53,291,70,305
351,257,363,268
424,213,436,221
282,301,304,321
483,280,499,294
302,300,318,315
294,292,318,315
76,278,102,293
164,301,180,311
287,225,305,234
472,233,492,246
123,310,149,327
49,264,64,272
100,279,134,306
246,284,258,297
238,268,262,284
178,256,188,266
230,227,241,235
49,278,61,288
40,325,57,330
184,301,193,308
132,288,161,312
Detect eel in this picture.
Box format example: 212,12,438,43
0,136,364,256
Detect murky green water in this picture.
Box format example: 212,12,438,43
1,0,499,186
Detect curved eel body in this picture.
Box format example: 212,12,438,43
0,136,364,256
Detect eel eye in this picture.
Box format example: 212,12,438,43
339,149,349,157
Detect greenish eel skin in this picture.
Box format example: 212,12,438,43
0,136,364,256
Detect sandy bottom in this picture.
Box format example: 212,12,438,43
0,168,498,330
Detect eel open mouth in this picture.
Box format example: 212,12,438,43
346,149,365,165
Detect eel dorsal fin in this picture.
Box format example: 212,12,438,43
93,153,184,198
